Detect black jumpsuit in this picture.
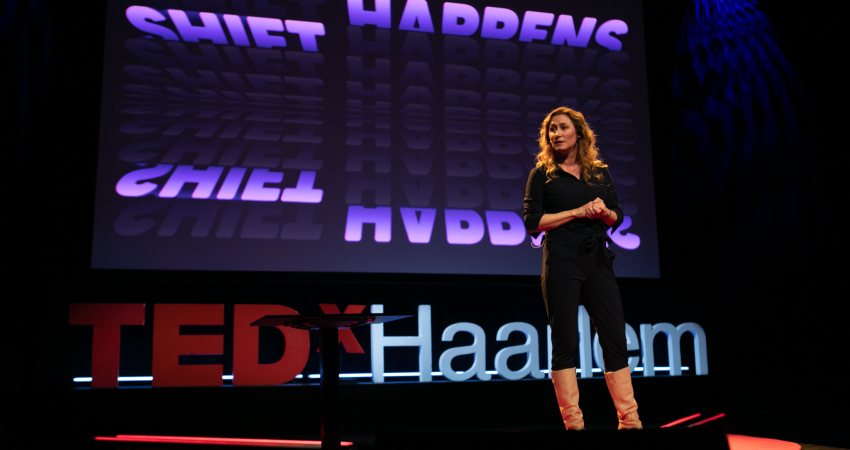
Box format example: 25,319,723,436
523,165,628,372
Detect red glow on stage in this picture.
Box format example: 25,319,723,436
687,412,725,427
95,434,354,448
727,434,802,450
659,412,702,428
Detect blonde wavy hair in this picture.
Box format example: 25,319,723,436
535,106,607,182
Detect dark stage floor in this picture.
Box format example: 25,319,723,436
7,375,848,450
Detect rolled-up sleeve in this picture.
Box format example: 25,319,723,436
602,168,624,233
523,168,544,234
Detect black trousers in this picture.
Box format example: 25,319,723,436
541,235,628,372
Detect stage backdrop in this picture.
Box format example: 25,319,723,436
91,0,659,277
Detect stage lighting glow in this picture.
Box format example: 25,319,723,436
73,365,692,385
96,434,354,448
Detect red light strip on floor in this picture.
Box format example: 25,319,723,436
687,412,726,427
659,413,702,428
95,434,354,448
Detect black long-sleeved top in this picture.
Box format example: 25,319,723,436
523,165,624,242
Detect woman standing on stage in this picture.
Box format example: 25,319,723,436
523,106,642,430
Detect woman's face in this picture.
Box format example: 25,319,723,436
548,114,579,154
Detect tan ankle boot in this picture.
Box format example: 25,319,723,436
604,366,643,430
551,368,585,430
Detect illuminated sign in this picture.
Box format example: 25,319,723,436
69,303,708,388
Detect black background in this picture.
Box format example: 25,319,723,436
7,1,849,448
